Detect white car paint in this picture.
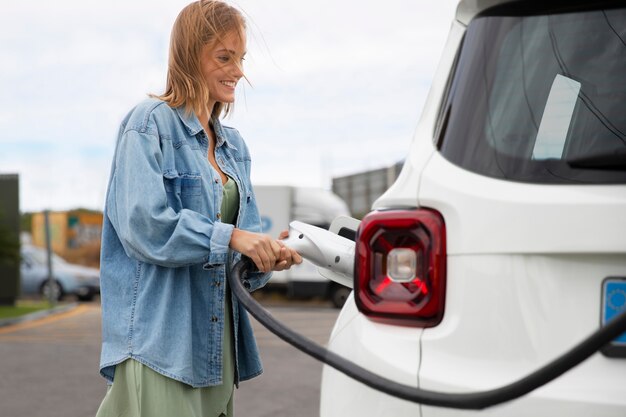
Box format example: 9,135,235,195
320,1,626,416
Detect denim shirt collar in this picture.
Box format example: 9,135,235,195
174,106,237,151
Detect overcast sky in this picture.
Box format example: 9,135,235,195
0,0,459,212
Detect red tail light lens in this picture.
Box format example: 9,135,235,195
355,209,446,327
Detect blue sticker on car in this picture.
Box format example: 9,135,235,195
602,278,626,346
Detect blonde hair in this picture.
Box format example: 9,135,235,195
154,0,246,119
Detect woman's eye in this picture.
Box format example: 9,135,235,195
217,56,229,63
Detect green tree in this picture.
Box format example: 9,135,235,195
20,212,32,233
0,216,19,266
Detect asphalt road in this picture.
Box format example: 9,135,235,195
0,298,340,417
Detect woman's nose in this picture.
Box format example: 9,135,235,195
232,63,244,78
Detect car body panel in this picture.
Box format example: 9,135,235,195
419,254,626,416
419,153,626,255
320,294,422,416
455,0,511,25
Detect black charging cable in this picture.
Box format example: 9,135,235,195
230,258,626,410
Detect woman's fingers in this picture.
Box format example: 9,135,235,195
229,228,305,273
290,247,303,265
273,259,289,271
257,246,272,272
230,229,279,272
274,230,301,271
249,253,266,273
269,239,282,258
271,243,304,272
281,245,293,264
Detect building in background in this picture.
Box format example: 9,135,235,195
332,161,403,219
31,210,103,267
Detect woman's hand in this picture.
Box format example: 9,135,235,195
272,230,303,271
229,228,283,273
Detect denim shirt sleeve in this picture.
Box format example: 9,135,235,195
106,129,233,268
247,271,272,292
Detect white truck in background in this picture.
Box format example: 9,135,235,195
254,185,352,308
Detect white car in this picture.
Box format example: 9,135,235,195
320,1,626,416
20,245,100,302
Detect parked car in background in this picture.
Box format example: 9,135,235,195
20,244,100,302
321,1,626,416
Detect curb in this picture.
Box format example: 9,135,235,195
0,302,79,328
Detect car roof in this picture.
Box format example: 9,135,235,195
455,0,598,25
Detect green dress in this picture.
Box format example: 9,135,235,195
96,177,240,417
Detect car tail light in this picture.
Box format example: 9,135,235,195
355,209,446,327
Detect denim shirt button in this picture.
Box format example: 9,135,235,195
211,316,218,322
214,179,219,183
216,213,221,219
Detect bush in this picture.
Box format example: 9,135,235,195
0,222,19,267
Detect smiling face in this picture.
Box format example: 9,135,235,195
200,30,246,111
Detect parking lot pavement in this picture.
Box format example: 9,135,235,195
0,300,340,417
0,303,104,417
237,305,341,417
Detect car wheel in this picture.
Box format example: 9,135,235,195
77,293,95,302
330,284,351,309
40,280,64,301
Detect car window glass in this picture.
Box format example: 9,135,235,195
439,6,626,183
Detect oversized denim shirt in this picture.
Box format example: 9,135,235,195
99,98,270,388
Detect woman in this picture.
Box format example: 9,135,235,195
96,1,301,416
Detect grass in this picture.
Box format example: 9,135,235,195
0,300,53,320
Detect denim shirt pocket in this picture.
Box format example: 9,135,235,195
163,170,202,212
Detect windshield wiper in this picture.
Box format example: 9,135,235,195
567,148,626,170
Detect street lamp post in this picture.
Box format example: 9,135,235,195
43,210,56,307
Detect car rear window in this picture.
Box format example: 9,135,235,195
438,5,626,183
